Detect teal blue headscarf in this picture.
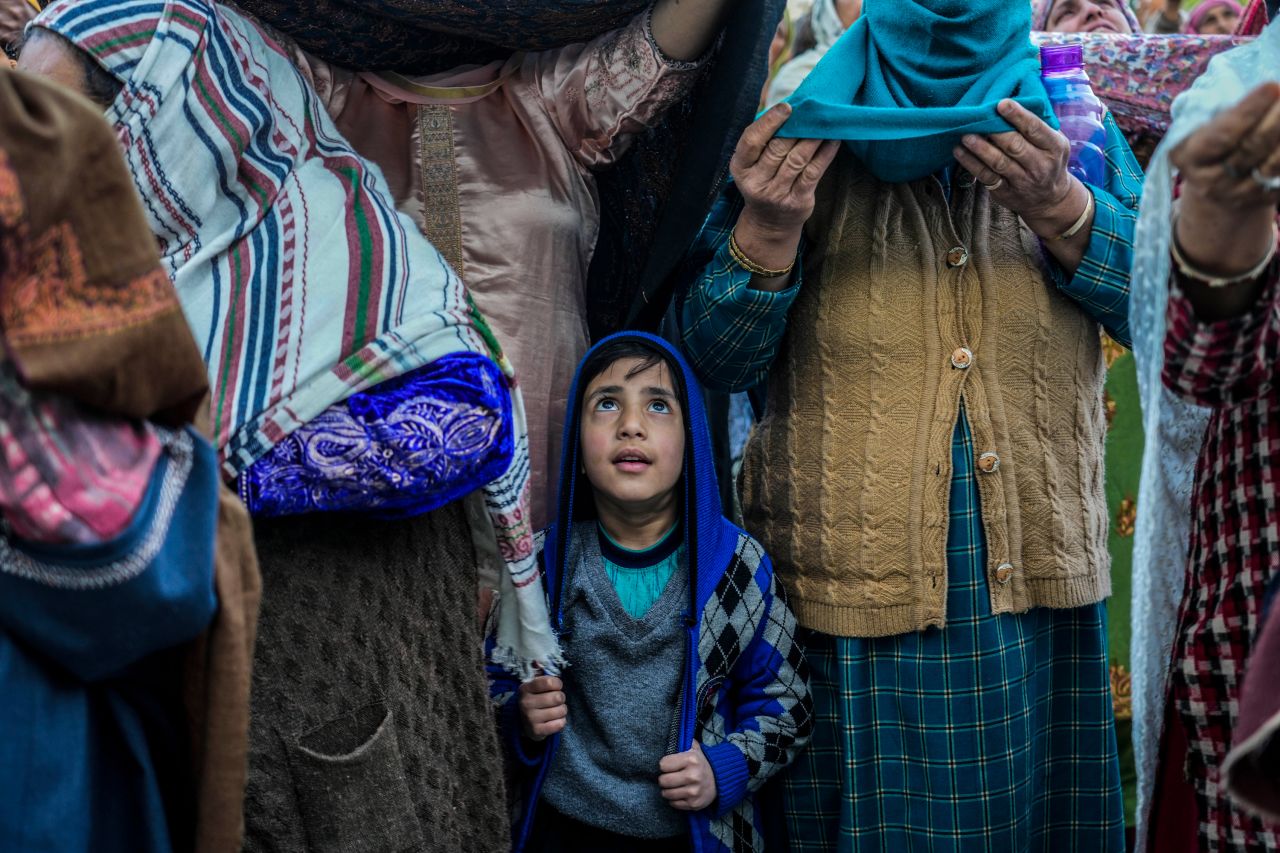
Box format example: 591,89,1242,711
779,0,1057,183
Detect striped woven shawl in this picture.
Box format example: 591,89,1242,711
34,0,563,677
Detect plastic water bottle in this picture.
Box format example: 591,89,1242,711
1040,43,1107,187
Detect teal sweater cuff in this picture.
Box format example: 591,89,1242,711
703,740,751,817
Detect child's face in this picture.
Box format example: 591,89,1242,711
580,357,685,515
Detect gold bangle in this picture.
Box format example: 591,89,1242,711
1054,190,1094,241
728,229,796,278
1170,217,1279,289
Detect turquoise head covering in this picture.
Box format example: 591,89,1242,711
779,0,1057,183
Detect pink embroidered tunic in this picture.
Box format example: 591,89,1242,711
292,13,702,528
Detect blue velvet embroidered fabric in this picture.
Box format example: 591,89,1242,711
238,352,514,519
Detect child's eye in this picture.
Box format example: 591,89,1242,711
595,398,619,412
648,400,671,414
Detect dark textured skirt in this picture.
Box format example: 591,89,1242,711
242,502,508,853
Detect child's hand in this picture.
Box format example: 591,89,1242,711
518,675,567,741
658,742,718,811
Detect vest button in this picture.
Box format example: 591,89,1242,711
977,452,1000,474
995,563,1015,584
946,246,969,268
951,347,973,369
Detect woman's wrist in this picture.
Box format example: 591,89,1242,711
734,211,803,274
1176,188,1275,279
1022,179,1091,243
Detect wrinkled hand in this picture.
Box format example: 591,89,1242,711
518,676,567,742
1170,82,1280,316
954,99,1088,236
730,102,840,277
1172,82,1280,220
658,742,718,812
732,103,840,237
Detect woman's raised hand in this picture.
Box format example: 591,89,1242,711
731,103,839,288
1171,82,1280,279
1169,82,1280,320
954,99,1095,273
954,99,1088,236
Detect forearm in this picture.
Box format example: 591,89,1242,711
733,210,804,293
1173,191,1275,322
650,0,731,62
1022,178,1093,275
679,251,799,393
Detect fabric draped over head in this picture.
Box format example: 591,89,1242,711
811,0,850,49
1030,0,1140,33
1128,21,1280,850
0,69,207,424
32,0,563,679
779,0,1056,183
1240,0,1271,35
34,0,500,478
1189,0,1245,32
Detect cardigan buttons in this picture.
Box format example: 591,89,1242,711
951,347,973,369
977,452,1000,474
946,246,970,268
995,563,1015,584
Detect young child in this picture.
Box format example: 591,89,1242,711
490,332,812,853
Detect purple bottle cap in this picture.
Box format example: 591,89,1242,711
1040,42,1084,72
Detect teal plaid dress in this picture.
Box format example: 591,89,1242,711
676,114,1143,852
780,408,1125,851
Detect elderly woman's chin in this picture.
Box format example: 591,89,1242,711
1080,19,1127,34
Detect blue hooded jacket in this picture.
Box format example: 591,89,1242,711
490,332,812,853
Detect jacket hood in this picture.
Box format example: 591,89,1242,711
545,332,730,628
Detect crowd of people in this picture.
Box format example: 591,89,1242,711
1,0,1279,851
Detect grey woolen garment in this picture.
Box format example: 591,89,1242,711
540,524,690,839
241,502,508,853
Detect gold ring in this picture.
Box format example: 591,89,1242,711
982,177,1005,191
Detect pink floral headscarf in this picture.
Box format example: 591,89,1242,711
1188,0,1244,33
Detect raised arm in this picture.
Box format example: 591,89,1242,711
954,100,1144,346
676,104,838,392
1168,82,1280,324
1161,82,1280,409
649,0,733,62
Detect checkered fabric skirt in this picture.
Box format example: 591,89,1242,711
781,415,1125,852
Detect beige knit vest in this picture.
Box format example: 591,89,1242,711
742,151,1111,638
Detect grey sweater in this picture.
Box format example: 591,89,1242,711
540,524,690,839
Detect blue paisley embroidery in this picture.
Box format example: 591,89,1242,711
239,352,514,518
